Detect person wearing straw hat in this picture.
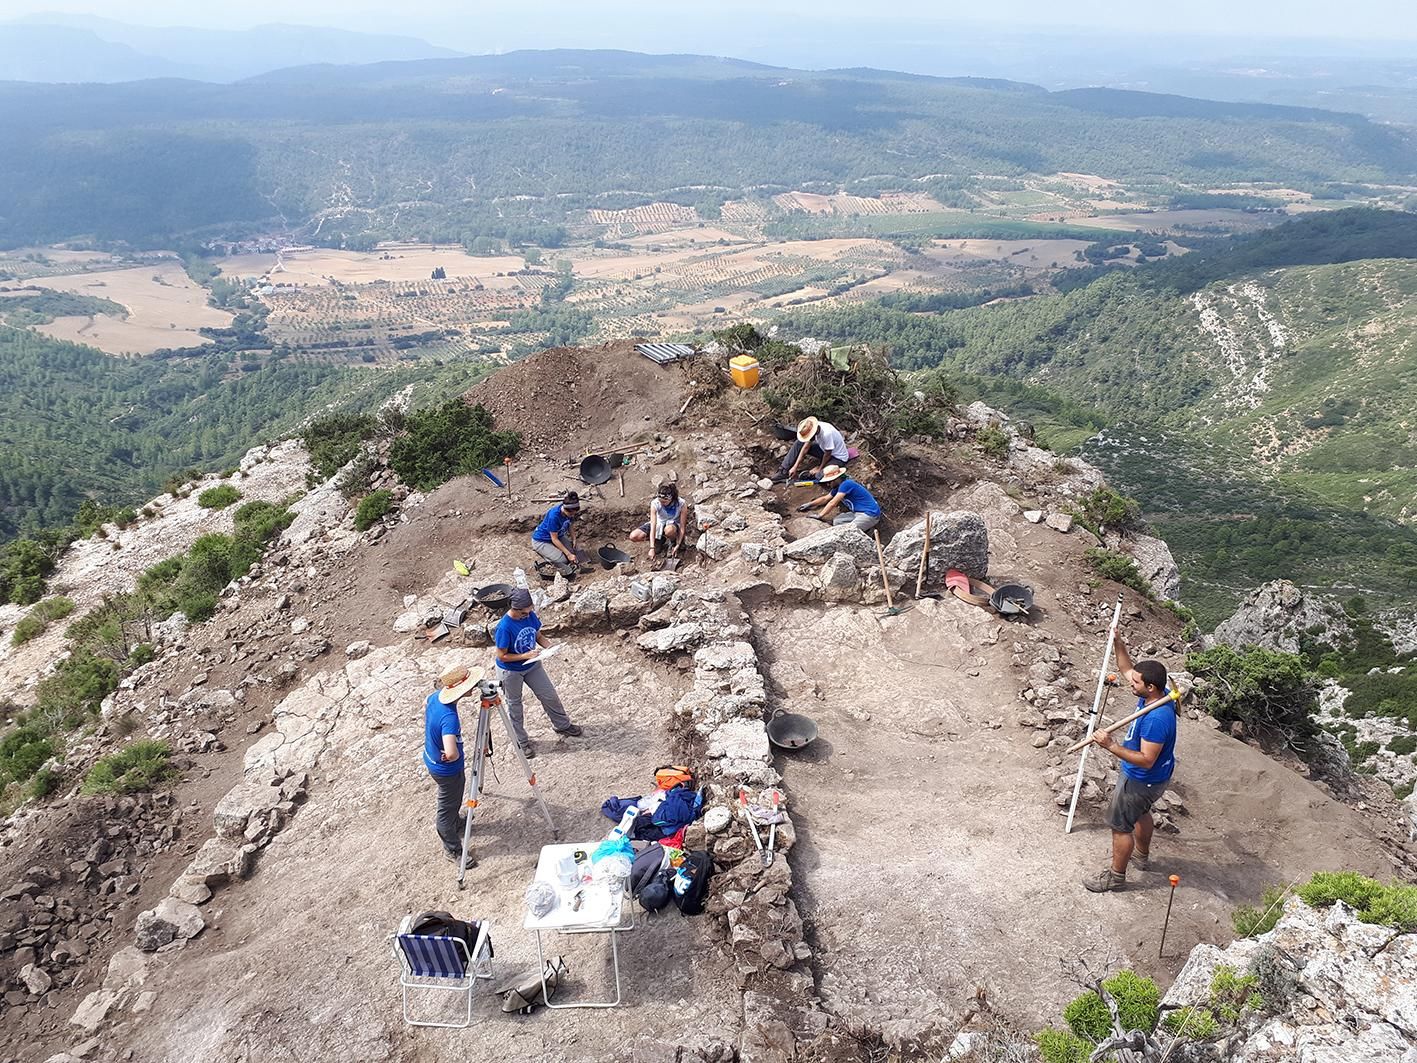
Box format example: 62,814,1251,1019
799,465,881,532
495,587,582,759
1082,630,1179,893
531,490,584,577
422,664,482,864
772,415,851,483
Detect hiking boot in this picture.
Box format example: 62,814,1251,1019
519,742,536,760
1131,849,1152,872
769,472,788,484
444,849,463,865
555,724,584,737
1083,867,1127,893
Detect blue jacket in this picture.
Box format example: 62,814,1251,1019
601,788,704,840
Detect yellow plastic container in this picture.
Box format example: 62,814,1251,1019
729,355,760,389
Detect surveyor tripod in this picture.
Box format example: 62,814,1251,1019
456,677,559,889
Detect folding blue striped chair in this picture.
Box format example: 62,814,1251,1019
393,920,493,1029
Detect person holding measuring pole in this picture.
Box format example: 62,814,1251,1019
1082,630,1179,893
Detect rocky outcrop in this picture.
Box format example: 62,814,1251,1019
1125,533,1182,602
1209,580,1350,654
1162,896,1417,1061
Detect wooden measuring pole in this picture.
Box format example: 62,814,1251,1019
914,514,932,598
1065,689,1179,755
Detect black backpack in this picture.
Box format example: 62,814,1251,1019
670,851,713,917
630,846,674,912
406,910,494,963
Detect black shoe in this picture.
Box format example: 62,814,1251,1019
519,742,536,759
769,472,788,484
444,849,463,865
555,724,584,737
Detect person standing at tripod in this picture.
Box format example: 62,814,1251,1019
422,665,482,864
495,588,582,759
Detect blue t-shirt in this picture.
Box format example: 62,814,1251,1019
422,691,464,777
1120,694,1177,784
833,478,881,518
533,505,573,544
496,611,542,673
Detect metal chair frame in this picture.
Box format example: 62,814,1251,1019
393,921,493,1029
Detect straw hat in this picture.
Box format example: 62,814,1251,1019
438,664,484,704
795,416,819,442
819,465,846,482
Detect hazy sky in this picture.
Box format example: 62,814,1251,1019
4,0,1417,46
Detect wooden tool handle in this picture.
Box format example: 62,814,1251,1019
1065,690,1178,754
915,514,932,597
872,529,894,607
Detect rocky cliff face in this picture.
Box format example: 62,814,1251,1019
1162,896,1417,1062
1208,580,1350,654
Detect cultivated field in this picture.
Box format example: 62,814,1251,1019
25,262,233,356
219,244,531,286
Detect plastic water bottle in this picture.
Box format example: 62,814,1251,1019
512,567,529,589
610,806,638,840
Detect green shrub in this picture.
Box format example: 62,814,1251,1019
354,490,394,531
1209,965,1263,1022
976,424,1009,459
0,537,54,605
1085,547,1154,599
81,740,175,796
1035,1029,1091,1063
1162,1006,1219,1039
10,596,76,646
1238,871,1417,935
1186,644,1319,749
1386,734,1417,755
1063,970,1160,1042
0,725,55,786
197,484,241,509
1233,884,1290,938
389,400,520,491
126,643,156,668
27,766,62,799
32,651,121,730
1070,486,1144,540
302,413,378,479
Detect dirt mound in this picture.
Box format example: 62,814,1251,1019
467,341,691,454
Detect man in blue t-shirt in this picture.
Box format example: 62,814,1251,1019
1082,630,1179,893
494,587,582,758
799,465,881,533
422,664,482,864
531,491,583,577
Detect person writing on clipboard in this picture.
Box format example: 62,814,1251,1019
494,587,582,759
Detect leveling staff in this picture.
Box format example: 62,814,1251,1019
1082,630,1179,893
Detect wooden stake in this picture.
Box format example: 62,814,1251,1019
915,514,932,598
618,471,625,498
872,529,894,608
1065,690,1178,755
678,394,695,416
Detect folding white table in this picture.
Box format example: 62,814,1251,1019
523,842,636,1009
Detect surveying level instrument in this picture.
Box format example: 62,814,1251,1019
456,675,559,889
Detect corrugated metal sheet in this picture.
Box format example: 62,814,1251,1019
635,342,697,365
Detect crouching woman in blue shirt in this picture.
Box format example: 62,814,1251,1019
800,465,881,533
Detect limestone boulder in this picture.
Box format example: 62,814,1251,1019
885,510,989,582
1208,580,1350,654
782,526,876,565
134,898,206,952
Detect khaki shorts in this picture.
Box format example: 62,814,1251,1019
1105,775,1168,833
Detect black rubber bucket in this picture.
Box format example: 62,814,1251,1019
598,545,632,570
767,712,819,750
989,584,1034,616
579,454,613,485
473,583,514,610
770,422,798,441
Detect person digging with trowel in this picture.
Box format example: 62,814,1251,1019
531,490,585,578
772,415,851,483
797,465,881,532
1082,630,1179,893
628,482,693,569
494,587,582,759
